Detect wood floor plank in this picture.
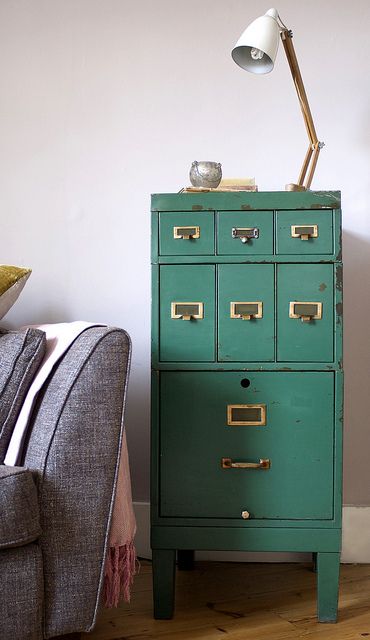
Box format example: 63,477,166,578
84,562,370,640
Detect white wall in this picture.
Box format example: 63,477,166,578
1,0,369,504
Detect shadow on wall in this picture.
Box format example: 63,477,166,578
124,368,150,502
342,230,370,505
2,303,71,331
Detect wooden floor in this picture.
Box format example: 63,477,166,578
85,561,370,640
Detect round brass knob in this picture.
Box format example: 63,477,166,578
241,510,250,520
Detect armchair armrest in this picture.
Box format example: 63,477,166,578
23,327,131,638
0,464,41,549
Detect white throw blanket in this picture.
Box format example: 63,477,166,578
5,321,100,465
4,321,137,605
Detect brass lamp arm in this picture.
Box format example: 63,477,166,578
280,28,324,191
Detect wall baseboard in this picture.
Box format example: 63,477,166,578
134,502,370,563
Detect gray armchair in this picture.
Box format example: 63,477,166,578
0,326,131,640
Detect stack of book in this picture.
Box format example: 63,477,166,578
183,178,258,193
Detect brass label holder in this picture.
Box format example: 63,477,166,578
173,226,200,240
289,301,322,323
231,227,259,244
171,302,204,321
230,301,263,321
227,403,266,426
291,224,318,241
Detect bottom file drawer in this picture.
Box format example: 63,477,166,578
159,371,334,520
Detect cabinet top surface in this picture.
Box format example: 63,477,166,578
151,191,341,212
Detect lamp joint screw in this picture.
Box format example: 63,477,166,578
318,141,325,149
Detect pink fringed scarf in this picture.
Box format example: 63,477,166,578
103,429,138,607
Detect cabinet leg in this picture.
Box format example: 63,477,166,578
152,549,176,619
312,552,317,573
177,550,195,570
316,552,340,622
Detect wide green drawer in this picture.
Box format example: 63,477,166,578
159,211,214,255
160,371,334,520
217,210,273,255
159,265,215,362
276,210,333,255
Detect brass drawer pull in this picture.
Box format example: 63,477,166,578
171,302,204,321
230,301,263,320
291,224,318,241
173,226,200,240
232,227,259,243
289,301,322,323
221,457,271,470
227,404,266,426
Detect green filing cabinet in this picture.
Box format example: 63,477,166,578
151,191,343,622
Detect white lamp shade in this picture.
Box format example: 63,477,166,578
232,8,280,74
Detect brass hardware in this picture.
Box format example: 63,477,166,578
221,457,271,470
241,510,250,519
173,226,200,240
227,404,266,426
171,302,204,321
280,29,324,190
231,227,259,244
289,301,322,323
291,224,318,241
230,301,263,321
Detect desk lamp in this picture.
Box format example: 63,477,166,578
232,8,324,191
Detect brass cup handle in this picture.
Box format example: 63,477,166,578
291,224,318,241
221,457,271,470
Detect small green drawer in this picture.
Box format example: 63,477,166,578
218,264,275,362
217,211,273,255
159,212,214,255
277,264,333,362
276,210,333,254
159,265,215,362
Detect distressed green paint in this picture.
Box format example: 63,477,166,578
277,264,334,362
217,210,273,255
156,253,339,264
151,191,342,621
333,370,344,525
151,526,342,551
218,265,275,361
276,210,333,254
152,549,176,620
334,209,342,261
152,190,341,212
153,361,338,371
317,552,341,622
159,264,215,362
159,211,214,255
151,265,160,367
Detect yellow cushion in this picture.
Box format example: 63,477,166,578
0,265,32,320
